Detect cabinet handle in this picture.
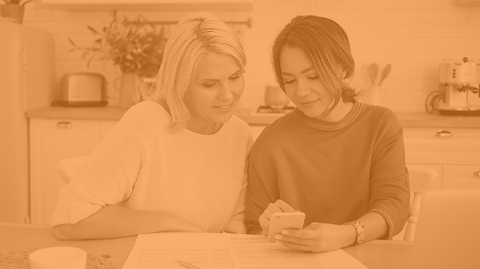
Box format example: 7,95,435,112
57,121,72,128
474,170,480,177
435,130,453,138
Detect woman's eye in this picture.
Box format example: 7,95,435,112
307,75,319,80
229,75,240,81
283,79,295,85
203,82,216,88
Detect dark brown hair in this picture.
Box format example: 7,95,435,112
272,15,357,111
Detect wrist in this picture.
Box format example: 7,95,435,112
342,223,358,247
342,220,365,246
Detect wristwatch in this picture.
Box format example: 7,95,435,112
343,220,365,245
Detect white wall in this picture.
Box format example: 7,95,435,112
23,0,480,113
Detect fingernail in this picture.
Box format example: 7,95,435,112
281,230,289,235
275,234,282,240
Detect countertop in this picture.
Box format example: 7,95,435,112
26,105,480,128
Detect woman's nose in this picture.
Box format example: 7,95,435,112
296,79,311,98
218,84,234,100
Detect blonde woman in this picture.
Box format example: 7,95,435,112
245,15,409,252
52,12,252,240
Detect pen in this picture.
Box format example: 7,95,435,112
177,260,203,269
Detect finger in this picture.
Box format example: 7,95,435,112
263,207,274,220
275,232,316,244
274,200,296,212
259,215,270,231
267,203,283,214
277,239,314,252
280,229,315,240
303,222,320,230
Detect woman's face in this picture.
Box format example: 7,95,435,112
279,46,335,119
184,51,244,130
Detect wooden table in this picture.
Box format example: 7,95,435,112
0,223,413,269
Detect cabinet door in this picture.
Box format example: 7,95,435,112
443,165,480,190
42,0,108,3
110,0,179,2
403,128,480,165
29,119,101,225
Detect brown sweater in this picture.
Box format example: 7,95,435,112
245,101,410,239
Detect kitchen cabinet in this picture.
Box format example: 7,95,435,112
42,0,108,3
443,165,480,190
29,119,101,225
403,127,480,189
28,112,480,225
41,0,253,10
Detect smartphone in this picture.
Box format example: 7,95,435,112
268,212,305,242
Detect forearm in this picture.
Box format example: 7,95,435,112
53,205,194,240
336,211,387,247
358,211,388,241
338,212,388,249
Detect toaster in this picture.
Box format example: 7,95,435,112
54,72,108,107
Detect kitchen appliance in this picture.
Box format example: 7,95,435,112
0,21,55,223
54,72,108,107
438,57,480,115
259,84,294,114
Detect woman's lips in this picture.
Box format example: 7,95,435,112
212,101,235,110
299,99,319,107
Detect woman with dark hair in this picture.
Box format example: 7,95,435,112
245,15,409,252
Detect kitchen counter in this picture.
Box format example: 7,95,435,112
26,106,480,128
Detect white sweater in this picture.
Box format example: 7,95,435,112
51,100,253,234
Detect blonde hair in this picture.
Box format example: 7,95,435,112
272,15,357,114
144,12,246,128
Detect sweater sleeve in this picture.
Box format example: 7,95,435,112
244,138,277,234
368,109,410,239
50,110,144,227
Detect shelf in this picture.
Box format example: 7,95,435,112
40,0,253,11
456,0,480,5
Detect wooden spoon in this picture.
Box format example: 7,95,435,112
378,64,392,86
369,63,379,85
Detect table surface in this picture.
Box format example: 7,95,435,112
0,223,413,269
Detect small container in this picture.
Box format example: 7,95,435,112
29,247,87,269
264,84,290,109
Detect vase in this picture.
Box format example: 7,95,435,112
117,73,140,108
0,4,25,24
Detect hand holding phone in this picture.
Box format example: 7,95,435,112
268,212,305,242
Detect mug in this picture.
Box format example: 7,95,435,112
264,84,290,109
29,247,87,269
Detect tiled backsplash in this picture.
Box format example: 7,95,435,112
22,0,480,113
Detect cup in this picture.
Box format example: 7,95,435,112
29,247,87,269
264,84,290,110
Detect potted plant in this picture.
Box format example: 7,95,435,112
69,12,166,107
0,0,33,24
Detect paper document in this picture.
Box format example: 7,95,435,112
224,234,323,268
223,234,367,269
123,233,367,269
122,233,232,269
